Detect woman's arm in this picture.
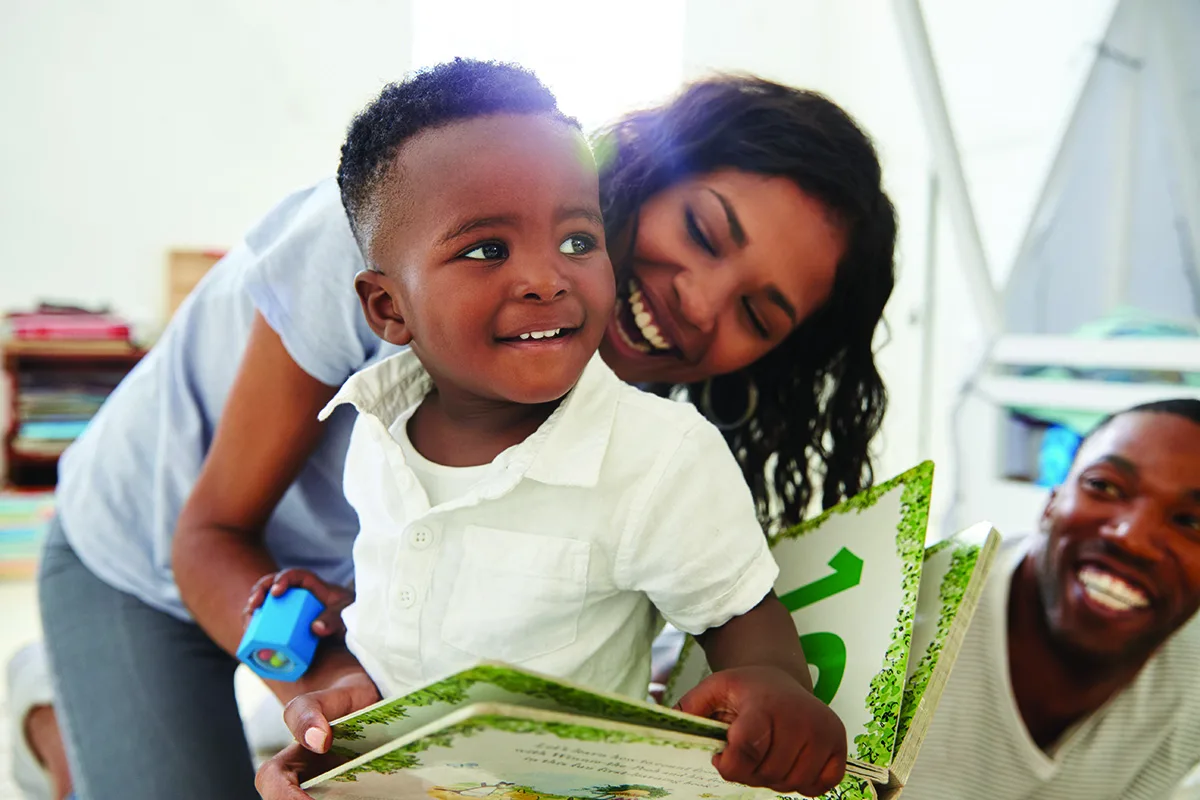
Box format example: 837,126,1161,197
173,312,338,698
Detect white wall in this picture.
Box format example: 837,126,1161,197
0,0,415,331
3,0,1123,537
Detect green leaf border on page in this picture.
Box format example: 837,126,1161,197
893,540,979,746
333,664,724,747
769,461,932,766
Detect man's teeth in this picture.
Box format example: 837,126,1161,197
628,282,673,351
517,328,563,341
1078,566,1150,612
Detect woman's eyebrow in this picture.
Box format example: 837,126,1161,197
705,189,747,248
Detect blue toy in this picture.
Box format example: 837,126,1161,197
1037,425,1083,488
236,587,325,682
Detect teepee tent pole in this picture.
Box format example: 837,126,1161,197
893,0,1002,338
1152,0,1200,297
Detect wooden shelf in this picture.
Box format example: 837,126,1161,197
3,339,145,489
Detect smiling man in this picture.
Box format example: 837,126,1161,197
904,399,1200,799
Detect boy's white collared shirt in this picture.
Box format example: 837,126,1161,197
321,349,778,699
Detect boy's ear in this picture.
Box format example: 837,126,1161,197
355,270,412,347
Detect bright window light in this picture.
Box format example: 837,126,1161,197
412,0,685,135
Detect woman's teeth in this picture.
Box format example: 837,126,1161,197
1078,566,1150,612
517,328,564,340
627,282,673,351
616,318,650,353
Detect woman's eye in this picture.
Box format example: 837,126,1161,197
462,242,508,260
685,208,717,256
560,234,597,255
742,297,769,338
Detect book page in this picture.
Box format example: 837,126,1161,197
895,533,984,746
889,523,1000,785
331,664,726,759
309,704,880,800
665,463,932,772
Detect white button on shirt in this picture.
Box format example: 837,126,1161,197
320,349,779,700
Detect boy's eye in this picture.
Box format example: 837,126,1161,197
462,242,508,260
559,234,597,256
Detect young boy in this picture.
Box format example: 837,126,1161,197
252,60,846,797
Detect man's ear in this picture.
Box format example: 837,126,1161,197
355,269,412,347
1039,488,1059,533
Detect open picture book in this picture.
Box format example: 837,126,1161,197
301,462,1001,800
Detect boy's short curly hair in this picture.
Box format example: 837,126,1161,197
337,58,577,255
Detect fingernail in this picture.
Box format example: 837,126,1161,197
314,620,327,633
305,728,327,751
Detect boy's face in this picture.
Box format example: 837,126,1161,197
357,114,615,407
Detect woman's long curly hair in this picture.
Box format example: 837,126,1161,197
595,75,897,527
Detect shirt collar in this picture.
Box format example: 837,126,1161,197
320,348,621,489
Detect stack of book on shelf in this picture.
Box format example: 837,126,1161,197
11,369,124,460
3,305,143,487
0,490,54,579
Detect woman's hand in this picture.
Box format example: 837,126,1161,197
244,568,355,638
257,662,381,799
173,313,339,669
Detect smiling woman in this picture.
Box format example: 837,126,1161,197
596,76,897,523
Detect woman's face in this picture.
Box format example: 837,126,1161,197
599,169,846,385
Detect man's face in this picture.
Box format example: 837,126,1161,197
1034,411,1200,665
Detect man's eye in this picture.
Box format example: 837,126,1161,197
1176,513,1200,535
462,242,508,260
1084,477,1123,499
560,235,597,255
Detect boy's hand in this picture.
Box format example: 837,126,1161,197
677,666,847,797
243,568,355,637
256,668,381,798
255,741,347,800
285,671,381,754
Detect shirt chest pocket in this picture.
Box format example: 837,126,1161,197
442,526,590,663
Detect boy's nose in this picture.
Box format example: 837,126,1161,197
513,259,570,302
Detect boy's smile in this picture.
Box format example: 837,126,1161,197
355,113,615,413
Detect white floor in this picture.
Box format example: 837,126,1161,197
0,579,44,799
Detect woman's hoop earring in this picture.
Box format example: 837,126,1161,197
700,376,759,431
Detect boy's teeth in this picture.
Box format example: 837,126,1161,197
626,282,672,351
517,328,562,341
1078,566,1150,611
